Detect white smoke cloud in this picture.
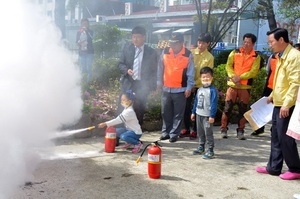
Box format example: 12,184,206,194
0,1,82,198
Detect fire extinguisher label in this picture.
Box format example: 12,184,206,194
106,133,116,139
148,154,160,163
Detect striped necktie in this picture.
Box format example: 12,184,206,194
132,47,142,80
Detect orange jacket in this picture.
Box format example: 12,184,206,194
163,47,191,88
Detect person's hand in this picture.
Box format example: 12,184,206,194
280,106,290,118
127,69,133,76
231,75,240,83
208,117,215,124
191,114,195,121
235,82,241,87
231,76,241,87
98,123,106,128
185,90,191,98
267,96,273,104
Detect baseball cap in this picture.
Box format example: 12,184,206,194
169,32,184,43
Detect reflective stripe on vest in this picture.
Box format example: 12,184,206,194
163,47,190,88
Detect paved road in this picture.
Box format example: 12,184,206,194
12,124,300,199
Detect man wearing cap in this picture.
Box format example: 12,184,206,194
117,26,158,127
157,32,195,143
180,33,214,140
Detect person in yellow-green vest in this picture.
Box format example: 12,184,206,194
180,33,214,140
220,33,261,140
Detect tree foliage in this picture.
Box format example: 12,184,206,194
277,0,300,23
256,0,277,30
192,0,279,48
193,0,255,49
92,25,126,59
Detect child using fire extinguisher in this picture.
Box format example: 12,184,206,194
98,90,143,153
191,67,218,159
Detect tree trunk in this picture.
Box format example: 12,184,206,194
258,0,277,31
266,0,277,30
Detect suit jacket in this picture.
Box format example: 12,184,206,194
118,42,158,92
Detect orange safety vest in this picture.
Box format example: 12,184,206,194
163,47,190,88
267,54,278,89
233,48,257,85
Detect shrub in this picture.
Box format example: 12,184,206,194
93,57,120,87
214,49,232,67
82,80,119,123
213,64,228,123
144,91,162,121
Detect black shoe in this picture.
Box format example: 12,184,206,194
250,131,264,136
169,137,178,143
160,135,170,140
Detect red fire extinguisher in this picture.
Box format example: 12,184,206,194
136,141,162,179
105,126,116,153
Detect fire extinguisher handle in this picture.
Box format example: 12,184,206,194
154,140,162,147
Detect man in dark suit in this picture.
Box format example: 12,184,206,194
118,26,158,126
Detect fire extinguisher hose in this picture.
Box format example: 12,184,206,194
136,140,161,164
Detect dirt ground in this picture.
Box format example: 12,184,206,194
12,124,300,199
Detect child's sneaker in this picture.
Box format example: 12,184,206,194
203,150,214,159
132,141,143,153
189,131,197,140
193,145,204,155
121,142,133,149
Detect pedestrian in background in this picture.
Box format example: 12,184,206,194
157,32,195,143
180,33,214,140
220,33,261,140
191,67,218,159
76,18,94,82
256,28,300,180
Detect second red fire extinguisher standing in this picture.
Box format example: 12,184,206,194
136,141,162,179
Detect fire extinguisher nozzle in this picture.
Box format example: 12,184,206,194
136,157,141,164
87,126,96,131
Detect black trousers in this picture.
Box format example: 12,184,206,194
267,106,300,175
183,88,198,132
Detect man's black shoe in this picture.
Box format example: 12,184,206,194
250,131,264,136
169,137,178,143
160,135,170,140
